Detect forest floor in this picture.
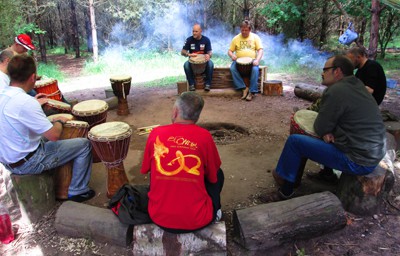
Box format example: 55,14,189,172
1,54,400,256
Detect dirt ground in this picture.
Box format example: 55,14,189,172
1,55,400,256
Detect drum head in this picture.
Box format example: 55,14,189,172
293,110,318,136
72,99,109,116
64,120,89,128
47,99,71,110
88,121,132,141
236,57,253,65
48,113,74,122
189,54,207,64
110,75,132,82
34,77,57,88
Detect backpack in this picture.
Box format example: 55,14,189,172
108,184,152,225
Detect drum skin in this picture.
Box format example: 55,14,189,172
189,54,207,75
72,99,108,129
289,109,319,138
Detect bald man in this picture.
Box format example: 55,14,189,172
181,24,214,92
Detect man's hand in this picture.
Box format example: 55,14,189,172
35,93,47,99
323,133,335,143
253,59,260,66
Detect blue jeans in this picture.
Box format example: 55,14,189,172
230,61,259,93
183,60,214,86
9,138,93,196
276,134,376,183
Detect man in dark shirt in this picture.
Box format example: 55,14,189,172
346,47,387,105
269,55,386,201
181,24,214,92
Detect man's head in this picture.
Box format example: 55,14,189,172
240,20,252,38
0,50,14,74
321,55,354,86
13,34,35,54
7,54,37,88
192,24,203,40
172,92,204,123
346,47,367,69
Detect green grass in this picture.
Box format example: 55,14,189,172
37,62,65,82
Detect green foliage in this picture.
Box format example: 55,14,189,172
37,62,65,82
259,0,304,28
15,23,46,35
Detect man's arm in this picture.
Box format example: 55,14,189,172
42,116,69,141
228,50,237,61
181,49,189,57
365,86,374,94
205,50,212,61
253,48,263,66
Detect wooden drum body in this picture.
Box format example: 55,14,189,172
88,121,132,198
236,57,253,77
189,54,207,75
110,75,132,116
43,99,71,115
54,120,89,200
34,77,62,101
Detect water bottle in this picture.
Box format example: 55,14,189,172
0,203,14,244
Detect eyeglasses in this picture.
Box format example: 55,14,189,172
322,66,336,72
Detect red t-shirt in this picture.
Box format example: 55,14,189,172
140,123,221,230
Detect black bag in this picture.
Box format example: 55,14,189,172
108,184,152,225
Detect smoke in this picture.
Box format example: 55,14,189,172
103,2,330,72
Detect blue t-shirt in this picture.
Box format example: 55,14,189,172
182,36,212,54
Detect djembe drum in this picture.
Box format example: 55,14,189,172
189,54,207,75
289,109,319,187
236,57,253,88
290,109,319,138
110,76,132,116
47,113,74,122
53,120,90,199
72,99,109,163
34,77,62,101
43,99,71,115
88,121,132,198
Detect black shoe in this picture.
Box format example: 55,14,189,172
258,189,294,203
306,171,339,184
68,189,96,202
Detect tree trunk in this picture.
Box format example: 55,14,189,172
38,33,47,63
84,8,92,53
57,2,69,54
319,1,328,48
294,83,326,102
368,0,381,59
89,0,98,63
70,0,80,58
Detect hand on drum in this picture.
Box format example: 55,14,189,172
323,133,335,143
53,116,70,124
231,55,237,61
188,53,197,58
35,93,49,105
253,59,260,66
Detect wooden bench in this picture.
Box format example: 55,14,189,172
178,66,268,94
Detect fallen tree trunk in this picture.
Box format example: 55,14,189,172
294,83,326,102
233,191,347,251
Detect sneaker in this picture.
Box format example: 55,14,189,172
189,85,195,91
204,84,211,91
306,171,339,185
245,93,254,101
214,209,222,223
68,189,96,203
258,189,294,203
241,87,249,99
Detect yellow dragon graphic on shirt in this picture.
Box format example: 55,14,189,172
153,136,200,176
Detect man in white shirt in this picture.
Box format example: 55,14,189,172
0,50,13,90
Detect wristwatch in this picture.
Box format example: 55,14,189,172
54,120,65,125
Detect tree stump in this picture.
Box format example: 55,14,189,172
336,132,397,215
10,171,56,223
384,121,400,150
176,81,188,95
263,80,283,96
294,83,326,102
233,191,347,251
133,222,226,255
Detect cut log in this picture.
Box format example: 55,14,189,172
263,80,283,96
294,83,326,102
133,222,226,256
55,201,132,246
233,191,346,251
384,121,400,150
10,171,56,223
176,81,188,95
336,132,397,215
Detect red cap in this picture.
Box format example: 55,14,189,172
15,34,35,50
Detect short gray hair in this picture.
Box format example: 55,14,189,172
175,92,204,122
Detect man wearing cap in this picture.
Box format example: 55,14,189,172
7,34,35,54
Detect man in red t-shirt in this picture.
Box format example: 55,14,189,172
140,92,224,233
